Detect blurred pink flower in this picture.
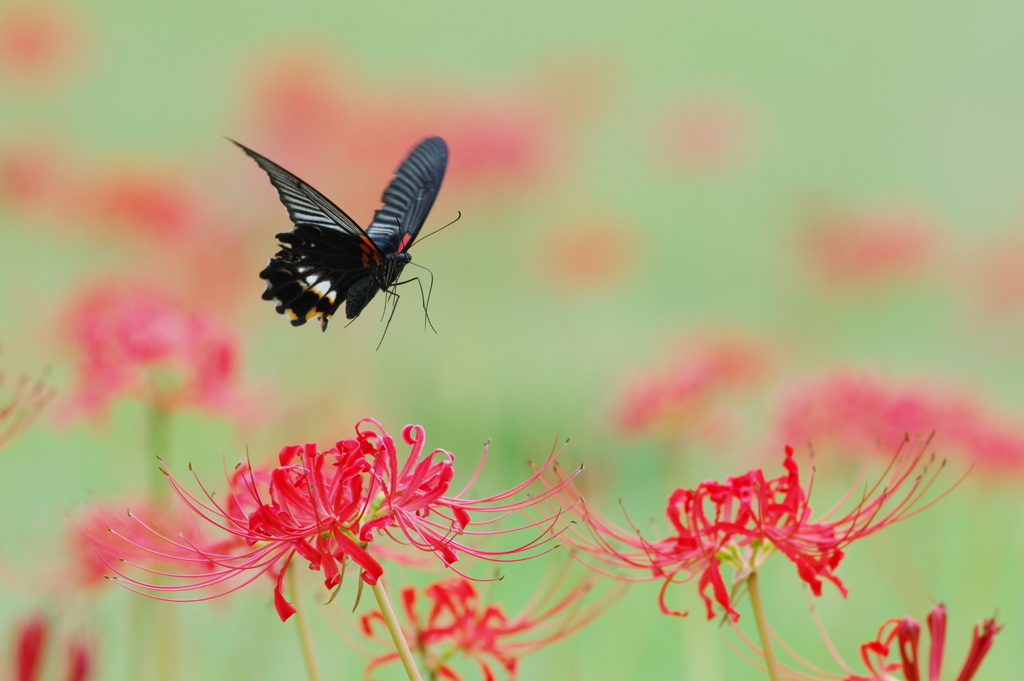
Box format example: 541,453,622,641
970,231,1024,314
777,371,1024,470
658,96,757,173
802,204,938,286
0,146,61,209
84,170,199,240
11,614,93,681
0,3,80,82
538,439,949,620
361,573,616,681
615,335,770,438
542,218,637,291
61,284,244,420
101,419,580,622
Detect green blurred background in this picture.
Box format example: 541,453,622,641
1,1,1023,679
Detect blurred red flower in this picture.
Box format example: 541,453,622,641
0,146,61,209
540,439,950,620
11,614,93,681
0,3,80,82
802,204,938,286
777,371,1024,470
361,573,616,681
61,284,244,420
542,218,637,291
615,335,770,438
658,96,757,173
101,419,579,622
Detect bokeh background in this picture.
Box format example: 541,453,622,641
1,1,1022,679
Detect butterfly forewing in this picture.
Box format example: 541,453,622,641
366,136,448,253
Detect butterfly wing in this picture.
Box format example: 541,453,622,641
365,136,448,254
232,140,383,330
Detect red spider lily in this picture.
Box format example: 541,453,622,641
11,614,93,681
777,371,1024,470
100,419,580,621
847,604,1002,681
538,437,951,620
61,283,244,421
615,335,770,438
0,366,52,452
360,571,616,681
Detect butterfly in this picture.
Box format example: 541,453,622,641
232,136,448,333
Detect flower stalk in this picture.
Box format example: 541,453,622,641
372,579,424,681
288,568,323,681
746,571,779,681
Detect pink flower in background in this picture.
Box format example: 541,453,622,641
539,439,949,620
62,284,243,420
659,96,756,173
542,218,637,291
0,146,61,209
970,231,1024,314
11,614,93,681
844,604,1000,681
777,371,1024,470
0,3,79,82
802,204,938,286
361,573,616,681
85,170,200,241
615,335,770,438
101,419,580,622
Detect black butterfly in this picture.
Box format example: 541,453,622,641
233,136,448,333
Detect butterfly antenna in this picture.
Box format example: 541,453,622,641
408,211,462,248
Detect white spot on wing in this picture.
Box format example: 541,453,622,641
311,281,331,296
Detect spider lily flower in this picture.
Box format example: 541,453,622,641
360,571,618,681
538,437,951,620
98,419,580,621
846,604,1002,681
61,284,243,421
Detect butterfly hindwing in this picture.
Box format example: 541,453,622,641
365,136,448,253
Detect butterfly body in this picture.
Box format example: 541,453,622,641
234,136,448,331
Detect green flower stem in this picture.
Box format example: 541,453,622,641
747,570,780,681
372,579,425,681
147,403,171,498
289,568,324,681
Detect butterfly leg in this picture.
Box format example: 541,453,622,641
376,287,401,351
393,274,436,334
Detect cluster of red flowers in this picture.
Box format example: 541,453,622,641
540,438,949,620
100,419,579,621
361,573,615,681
